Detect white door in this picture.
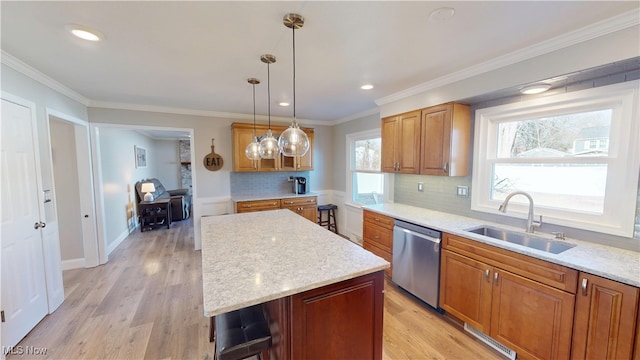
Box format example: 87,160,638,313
1,99,49,349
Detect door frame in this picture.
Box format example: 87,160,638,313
89,123,196,260
46,109,100,267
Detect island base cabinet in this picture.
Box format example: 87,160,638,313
571,272,639,360
265,271,384,360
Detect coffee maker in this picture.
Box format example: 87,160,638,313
293,176,307,194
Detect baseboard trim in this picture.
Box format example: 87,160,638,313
61,257,86,270
107,228,131,255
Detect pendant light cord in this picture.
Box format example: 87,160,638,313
252,82,257,138
267,61,271,129
292,25,296,122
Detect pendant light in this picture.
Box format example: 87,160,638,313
258,54,279,160
278,13,310,157
245,78,261,161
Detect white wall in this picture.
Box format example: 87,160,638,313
153,139,181,190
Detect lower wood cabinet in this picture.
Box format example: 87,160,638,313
441,233,577,360
280,196,318,223
235,196,317,223
571,272,639,360
362,210,394,278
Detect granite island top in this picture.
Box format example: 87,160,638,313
365,203,640,287
201,209,389,317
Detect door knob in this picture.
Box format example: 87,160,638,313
84,214,89,218
33,221,46,229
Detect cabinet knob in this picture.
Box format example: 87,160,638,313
485,269,490,282
443,162,449,173
493,272,499,283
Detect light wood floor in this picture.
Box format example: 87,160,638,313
11,219,502,360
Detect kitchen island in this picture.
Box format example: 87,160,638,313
201,209,389,359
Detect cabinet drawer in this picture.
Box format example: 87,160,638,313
443,233,578,293
363,222,393,252
363,210,394,230
236,199,281,213
281,196,317,207
363,242,392,278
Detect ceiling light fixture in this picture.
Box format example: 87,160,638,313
258,54,279,160
360,84,374,90
67,24,104,41
520,83,551,95
278,13,310,158
429,7,455,23
279,102,290,107
245,78,261,161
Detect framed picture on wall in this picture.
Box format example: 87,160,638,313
135,145,147,168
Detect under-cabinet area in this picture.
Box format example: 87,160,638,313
362,204,640,360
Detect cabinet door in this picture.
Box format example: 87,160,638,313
381,116,399,172
232,126,259,172
396,110,421,174
572,273,639,360
439,250,493,333
491,270,575,360
420,104,451,175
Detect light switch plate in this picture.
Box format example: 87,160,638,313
418,182,424,192
456,186,469,197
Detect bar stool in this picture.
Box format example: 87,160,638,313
317,204,338,234
212,304,271,360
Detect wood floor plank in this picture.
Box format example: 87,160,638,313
10,218,503,360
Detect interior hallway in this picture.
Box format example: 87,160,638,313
10,218,500,359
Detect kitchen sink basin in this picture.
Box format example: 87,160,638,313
464,225,576,254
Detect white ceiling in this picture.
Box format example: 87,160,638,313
2,1,638,124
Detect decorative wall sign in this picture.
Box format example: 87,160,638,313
135,145,147,168
203,138,223,171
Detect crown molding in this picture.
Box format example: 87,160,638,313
375,9,640,106
1,50,91,106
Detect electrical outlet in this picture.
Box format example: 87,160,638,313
418,182,424,192
456,186,469,197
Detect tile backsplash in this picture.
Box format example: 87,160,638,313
230,171,310,196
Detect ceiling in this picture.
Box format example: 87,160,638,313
2,1,638,124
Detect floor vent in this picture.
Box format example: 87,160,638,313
464,323,516,360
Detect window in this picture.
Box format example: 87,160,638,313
347,130,384,205
472,80,639,237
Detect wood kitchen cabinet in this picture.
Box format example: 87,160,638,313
571,272,639,360
362,210,394,277
281,196,318,223
420,102,470,176
236,199,281,213
236,196,318,222
440,233,577,360
231,122,313,172
280,131,314,171
381,110,421,174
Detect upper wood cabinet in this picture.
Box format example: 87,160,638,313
231,122,313,172
571,272,639,360
381,110,421,174
420,102,470,176
381,103,470,176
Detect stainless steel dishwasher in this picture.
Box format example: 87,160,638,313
392,219,442,310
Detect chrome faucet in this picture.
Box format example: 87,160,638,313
498,191,542,233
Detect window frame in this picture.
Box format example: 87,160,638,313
471,80,639,237
346,129,391,207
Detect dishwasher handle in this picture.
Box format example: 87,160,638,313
395,226,441,244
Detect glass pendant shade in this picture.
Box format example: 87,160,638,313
278,121,309,157
259,129,279,159
245,137,261,160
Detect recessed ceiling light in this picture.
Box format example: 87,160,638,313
279,102,290,107
67,24,104,42
360,84,374,90
520,83,551,95
429,7,455,23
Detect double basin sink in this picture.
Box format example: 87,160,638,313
464,225,576,254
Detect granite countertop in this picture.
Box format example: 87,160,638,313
231,192,318,202
365,203,640,287
201,209,389,317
